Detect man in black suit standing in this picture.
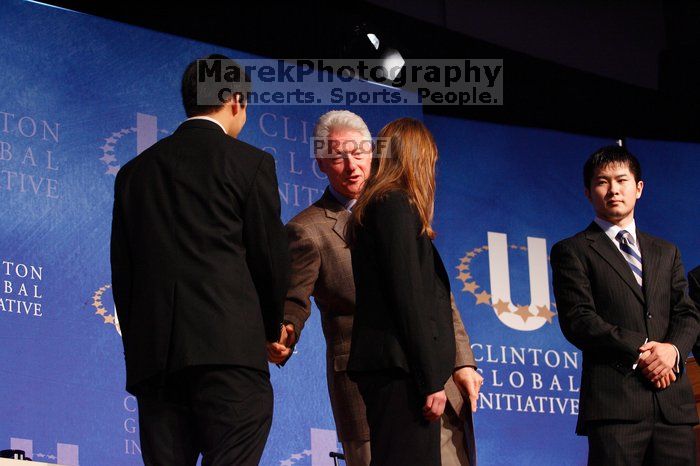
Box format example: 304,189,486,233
111,55,290,466
551,145,698,465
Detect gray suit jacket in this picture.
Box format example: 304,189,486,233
284,189,476,441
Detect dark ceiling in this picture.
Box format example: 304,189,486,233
35,0,700,141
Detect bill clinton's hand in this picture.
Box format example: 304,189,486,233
453,366,483,412
266,323,296,364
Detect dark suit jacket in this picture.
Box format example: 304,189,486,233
284,188,476,440
551,222,698,434
689,266,700,360
347,190,456,397
111,119,290,394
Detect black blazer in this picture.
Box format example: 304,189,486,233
347,190,455,396
111,119,290,394
551,222,698,434
688,266,700,360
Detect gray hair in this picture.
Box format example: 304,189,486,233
313,110,371,158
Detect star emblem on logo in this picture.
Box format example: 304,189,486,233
279,449,312,465
89,284,120,334
98,122,171,177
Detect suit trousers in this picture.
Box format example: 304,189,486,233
355,370,441,466
341,440,371,466
136,365,273,466
587,394,696,466
341,400,471,466
441,402,471,466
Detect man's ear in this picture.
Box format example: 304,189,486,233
316,157,327,175
230,93,245,115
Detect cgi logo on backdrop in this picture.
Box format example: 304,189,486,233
98,112,171,177
457,232,581,417
97,110,328,211
90,283,120,335
277,428,342,466
458,232,556,331
8,437,78,465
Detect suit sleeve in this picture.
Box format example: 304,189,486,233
446,293,476,416
243,155,291,342
284,220,321,344
450,293,476,368
663,247,698,361
689,269,700,309
551,241,646,364
110,172,132,338
688,269,700,359
371,192,444,395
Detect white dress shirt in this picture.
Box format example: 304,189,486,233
185,116,227,134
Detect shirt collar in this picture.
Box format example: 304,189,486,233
594,217,638,246
185,116,227,134
328,184,357,212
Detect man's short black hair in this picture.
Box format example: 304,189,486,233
181,54,252,118
583,145,642,189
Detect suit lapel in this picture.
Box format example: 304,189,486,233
637,231,658,304
585,222,645,304
319,188,350,244
331,210,350,244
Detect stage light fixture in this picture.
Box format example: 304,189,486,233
367,33,380,50
340,23,406,85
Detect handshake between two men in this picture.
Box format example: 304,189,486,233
267,323,297,365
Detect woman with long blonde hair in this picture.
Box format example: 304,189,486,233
347,118,456,466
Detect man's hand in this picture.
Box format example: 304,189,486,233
452,367,483,413
654,371,677,390
638,341,677,382
266,323,297,364
423,390,447,422
282,323,296,347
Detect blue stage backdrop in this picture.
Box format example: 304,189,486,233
2,2,699,466
424,114,700,466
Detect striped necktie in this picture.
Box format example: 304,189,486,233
616,230,643,287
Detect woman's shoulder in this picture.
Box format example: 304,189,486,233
367,189,419,228
372,189,411,209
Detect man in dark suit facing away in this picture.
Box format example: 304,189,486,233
551,145,698,466
110,55,290,466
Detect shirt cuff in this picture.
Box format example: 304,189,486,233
672,344,681,373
